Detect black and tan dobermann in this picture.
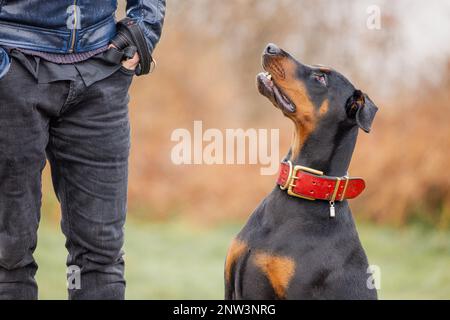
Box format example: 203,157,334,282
225,43,378,300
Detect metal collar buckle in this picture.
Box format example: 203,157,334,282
279,161,356,219
279,161,324,201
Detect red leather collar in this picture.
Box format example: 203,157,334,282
277,161,366,202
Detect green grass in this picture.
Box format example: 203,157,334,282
34,217,450,300
359,223,450,299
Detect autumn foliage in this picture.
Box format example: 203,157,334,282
71,1,450,227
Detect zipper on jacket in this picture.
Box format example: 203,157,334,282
68,0,78,53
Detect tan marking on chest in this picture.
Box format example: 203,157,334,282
225,239,248,282
253,252,296,299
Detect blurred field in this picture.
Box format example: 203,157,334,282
35,215,450,300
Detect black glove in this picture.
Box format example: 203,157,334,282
110,18,155,76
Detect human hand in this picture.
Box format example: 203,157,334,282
108,44,140,71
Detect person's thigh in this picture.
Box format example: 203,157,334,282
47,69,133,300
0,56,49,299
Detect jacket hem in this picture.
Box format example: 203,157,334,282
0,15,116,54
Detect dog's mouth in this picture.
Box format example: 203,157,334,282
257,71,296,114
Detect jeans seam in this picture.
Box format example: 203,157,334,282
49,136,76,262
59,81,75,115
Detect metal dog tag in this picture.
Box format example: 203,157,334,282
329,202,336,218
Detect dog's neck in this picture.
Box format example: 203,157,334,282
288,125,359,177
266,125,359,224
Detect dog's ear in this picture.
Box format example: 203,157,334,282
346,90,378,133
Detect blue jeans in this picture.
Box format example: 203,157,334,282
0,56,133,299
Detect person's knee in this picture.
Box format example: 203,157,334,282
0,237,34,270
67,225,125,268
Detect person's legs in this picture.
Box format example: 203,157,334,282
0,57,53,299
46,69,133,300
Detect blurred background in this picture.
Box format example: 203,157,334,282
37,0,450,299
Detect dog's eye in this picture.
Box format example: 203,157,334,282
313,74,327,86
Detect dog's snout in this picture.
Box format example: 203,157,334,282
265,43,281,55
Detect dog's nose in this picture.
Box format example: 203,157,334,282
265,43,281,55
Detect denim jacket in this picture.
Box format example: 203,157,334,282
0,0,166,78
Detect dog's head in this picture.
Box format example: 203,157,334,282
257,43,378,158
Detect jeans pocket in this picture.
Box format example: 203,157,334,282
118,65,136,76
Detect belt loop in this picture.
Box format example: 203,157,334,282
279,161,293,190
340,176,350,201
330,177,341,203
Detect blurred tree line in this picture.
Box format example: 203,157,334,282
115,0,450,227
